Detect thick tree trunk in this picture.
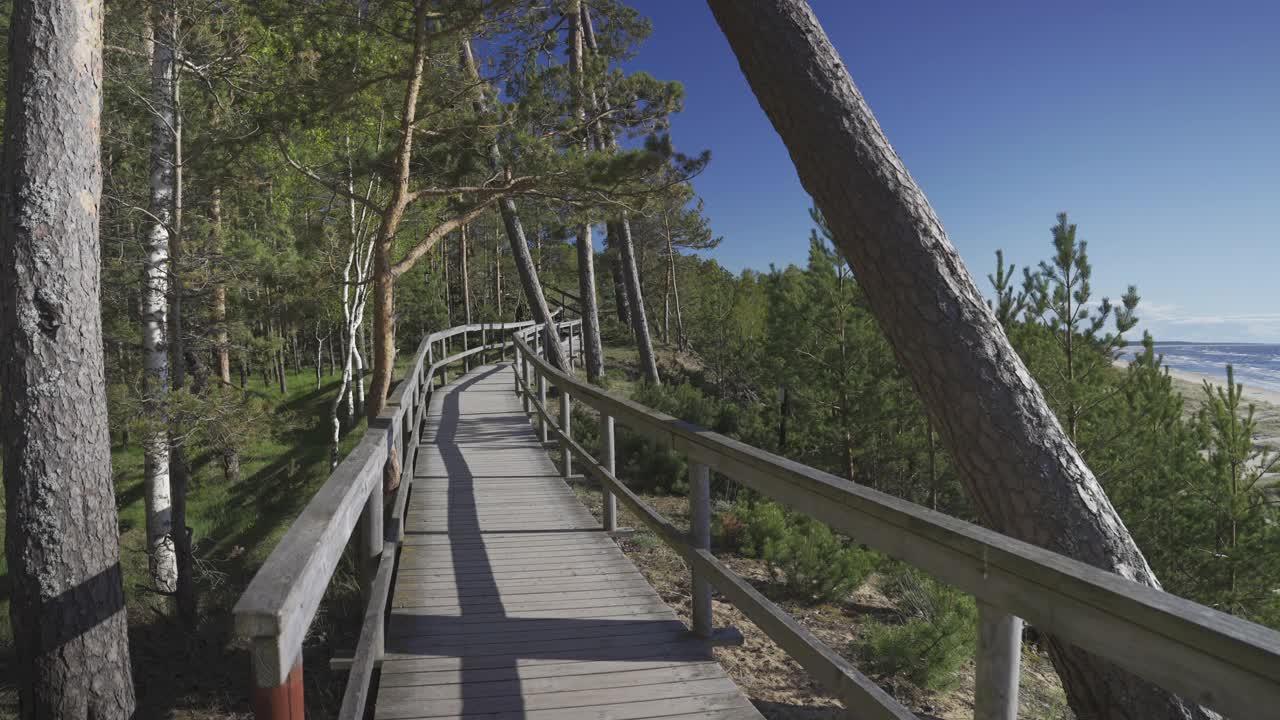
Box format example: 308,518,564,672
1,1,138,714
142,6,178,594
610,220,660,384
461,38,568,370
705,2,1210,718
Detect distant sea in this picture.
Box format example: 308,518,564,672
1120,343,1280,394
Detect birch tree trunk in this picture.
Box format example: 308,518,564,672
1,0,138,713
164,15,196,625
706,1,1211,717
142,3,178,594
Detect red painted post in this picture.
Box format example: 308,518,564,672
250,648,304,720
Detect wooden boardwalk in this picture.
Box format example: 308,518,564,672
376,363,764,720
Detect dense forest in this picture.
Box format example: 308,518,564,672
1,1,1276,719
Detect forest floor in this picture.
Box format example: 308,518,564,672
589,341,1073,719
0,362,411,719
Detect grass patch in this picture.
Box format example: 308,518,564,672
1,356,415,718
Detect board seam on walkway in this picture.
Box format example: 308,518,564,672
375,363,763,719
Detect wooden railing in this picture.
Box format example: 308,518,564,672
232,317,580,720
511,335,1280,720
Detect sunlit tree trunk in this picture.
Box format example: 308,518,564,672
1,0,138,713
461,37,568,370
706,2,1212,717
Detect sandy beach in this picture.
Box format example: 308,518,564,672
1161,366,1280,452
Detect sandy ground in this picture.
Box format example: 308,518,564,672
1164,366,1280,452
1113,361,1280,453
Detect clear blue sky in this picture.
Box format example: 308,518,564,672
625,0,1280,343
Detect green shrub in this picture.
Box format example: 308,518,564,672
762,516,875,603
725,498,873,603
860,565,978,690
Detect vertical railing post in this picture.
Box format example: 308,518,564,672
689,461,712,638
560,387,572,478
538,371,549,444
249,639,304,720
521,353,531,415
357,485,384,602
481,324,488,364
513,344,521,395
601,414,617,532
568,323,575,370
975,603,1022,720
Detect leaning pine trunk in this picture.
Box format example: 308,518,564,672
1,0,138,712
461,37,569,370
611,219,660,384
141,3,178,594
705,1,1212,718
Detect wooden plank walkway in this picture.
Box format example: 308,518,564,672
377,363,764,720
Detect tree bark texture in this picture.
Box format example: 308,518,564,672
1,1,138,715
569,0,605,383
461,37,568,370
163,9,196,625
142,2,178,593
704,2,1209,718
610,219,660,384
368,0,427,420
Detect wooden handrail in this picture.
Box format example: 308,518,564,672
233,318,577,720
511,335,1280,720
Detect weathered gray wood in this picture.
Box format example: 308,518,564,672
234,435,384,683
374,362,761,720
601,414,617,532
561,387,573,478
357,485,384,602
975,602,1022,720
559,430,915,720
689,461,712,639
514,335,1280,719
337,545,396,720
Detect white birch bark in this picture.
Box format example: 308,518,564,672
142,6,177,593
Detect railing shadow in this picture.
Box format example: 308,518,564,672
383,365,714,717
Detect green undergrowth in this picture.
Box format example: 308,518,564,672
0,358,418,718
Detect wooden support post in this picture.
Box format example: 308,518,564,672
568,324,575,370
601,413,617,532
975,602,1022,720
521,354,531,414
538,371,549,444
462,330,469,372
560,389,572,479
513,345,521,394
249,639,303,720
357,484,383,603
481,324,487,364
690,461,712,638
